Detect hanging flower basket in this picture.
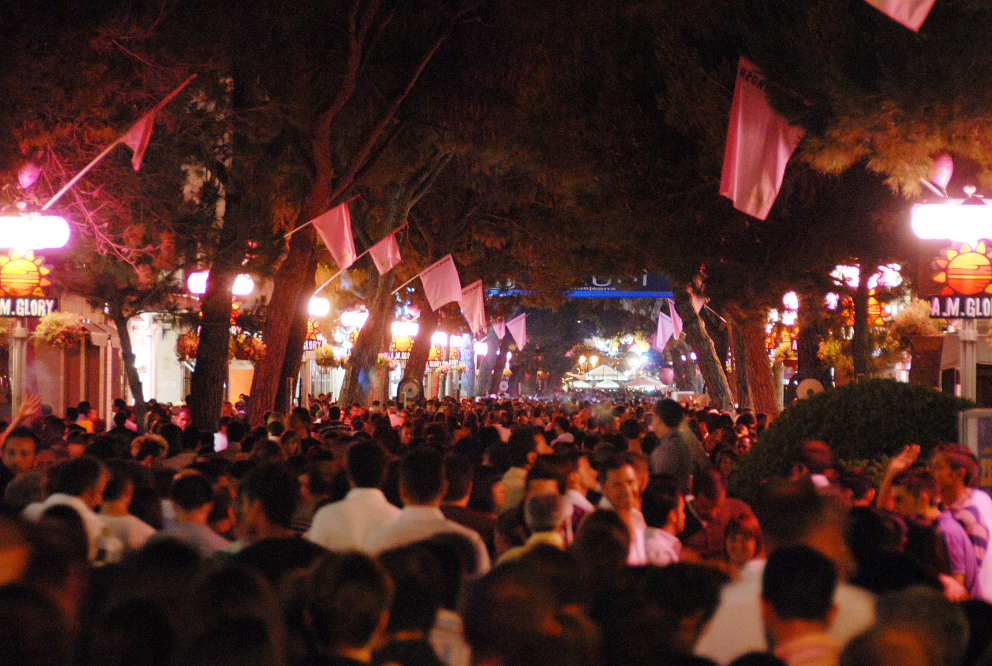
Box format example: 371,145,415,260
232,333,266,363
376,353,399,371
32,313,89,349
315,343,346,368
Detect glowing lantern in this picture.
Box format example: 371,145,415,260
340,310,369,328
0,215,70,251
187,271,255,296
309,297,331,317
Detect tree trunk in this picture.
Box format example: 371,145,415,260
273,248,321,414
729,317,751,411
248,225,320,426
475,327,499,395
401,304,439,393
488,334,512,394
189,267,236,431
738,313,779,417
669,339,699,392
673,285,736,414
797,293,823,372
851,272,870,379
109,306,147,432
339,272,396,408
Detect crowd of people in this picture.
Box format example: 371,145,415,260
0,390,990,666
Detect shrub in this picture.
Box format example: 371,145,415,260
729,379,972,503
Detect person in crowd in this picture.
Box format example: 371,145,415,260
365,447,490,574
641,473,685,566
682,467,759,562
597,454,650,565
230,462,326,585
441,454,497,557
374,543,447,666
498,493,567,564
306,441,401,552
888,466,981,598
150,472,230,556
761,545,840,666
721,514,765,580
23,454,123,564
99,461,157,551
695,478,875,665
305,552,393,666
649,399,693,495
559,448,599,514
500,428,539,513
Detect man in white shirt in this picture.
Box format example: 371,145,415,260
23,455,123,564
641,473,685,566
365,447,490,574
695,479,874,665
306,440,400,552
597,455,649,565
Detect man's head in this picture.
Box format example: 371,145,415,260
641,474,685,533
175,407,191,430
3,427,37,474
524,492,566,534
891,467,939,517
308,552,392,653
524,456,566,499
761,545,837,641
399,448,446,506
600,456,639,512
346,440,389,489
507,428,538,468
692,468,727,521
237,463,300,535
930,444,978,495
655,399,684,430
442,454,474,503
170,472,214,513
49,455,107,508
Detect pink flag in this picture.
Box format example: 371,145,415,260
419,254,463,311
690,291,707,315
369,232,402,275
493,318,506,340
311,203,357,270
654,313,674,352
121,111,156,172
864,0,935,31
720,58,804,220
460,280,486,336
120,74,197,172
667,299,683,339
506,313,527,350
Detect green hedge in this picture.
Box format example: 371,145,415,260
728,379,972,503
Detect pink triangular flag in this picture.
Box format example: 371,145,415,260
493,318,506,340
419,254,462,311
120,75,196,172
460,280,486,336
690,291,706,315
720,58,804,220
654,313,674,352
369,232,402,275
667,299,683,339
864,0,935,31
311,203,357,271
121,111,156,171
506,313,527,350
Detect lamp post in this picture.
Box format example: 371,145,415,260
911,187,992,402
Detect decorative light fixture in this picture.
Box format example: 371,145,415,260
186,271,255,296
341,310,370,329
0,214,70,252
308,297,331,317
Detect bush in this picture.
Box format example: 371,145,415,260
728,379,972,503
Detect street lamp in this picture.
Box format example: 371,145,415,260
910,188,992,402
0,214,71,251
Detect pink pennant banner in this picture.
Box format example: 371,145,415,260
654,313,674,352
311,203,358,271
419,254,463,311
720,58,804,220
506,313,527,350
864,0,935,31
369,232,402,275
121,74,197,172
667,299,683,339
690,291,707,315
122,112,156,172
460,280,486,337
493,318,506,340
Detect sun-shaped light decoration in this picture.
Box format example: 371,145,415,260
306,318,320,341
0,251,52,297
934,242,992,296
